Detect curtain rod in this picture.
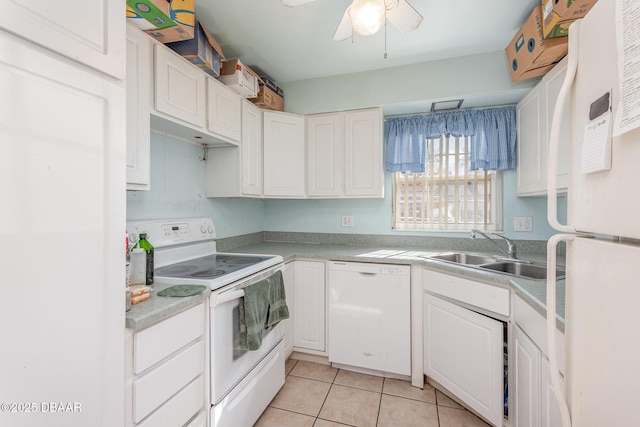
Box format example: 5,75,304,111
384,103,516,119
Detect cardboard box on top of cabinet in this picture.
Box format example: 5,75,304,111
542,0,598,38
505,5,567,82
126,0,195,43
250,85,284,111
166,21,225,77
217,59,261,98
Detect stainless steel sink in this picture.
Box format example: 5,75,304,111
429,252,498,265
427,252,564,281
479,262,564,280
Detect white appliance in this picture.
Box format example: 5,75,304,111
127,218,286,427
328,261,411,376
546,0,640,426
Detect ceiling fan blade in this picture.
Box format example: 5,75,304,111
332,8,353,41
386,0,423,33
282,0,318,7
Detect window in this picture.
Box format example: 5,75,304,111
393,135,501,232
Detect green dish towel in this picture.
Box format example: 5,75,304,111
238,270,289,351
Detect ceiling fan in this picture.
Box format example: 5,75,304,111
282,0,423,41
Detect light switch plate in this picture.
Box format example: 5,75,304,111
514,216,533,232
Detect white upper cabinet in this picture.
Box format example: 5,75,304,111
307,107,383,199
263,111,306,197
126,25,152,191
154,44,207,129
517,58,569,196
344,108,384,197
207,78,242,145
0,0,125,79
241,100,263,196
205,100,262,198
307,113,344,197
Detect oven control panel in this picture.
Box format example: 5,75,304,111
127,218,216,248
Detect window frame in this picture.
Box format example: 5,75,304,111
391,135,503,233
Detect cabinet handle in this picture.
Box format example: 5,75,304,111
546,234,574,427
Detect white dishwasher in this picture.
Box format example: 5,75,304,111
328,261,411,376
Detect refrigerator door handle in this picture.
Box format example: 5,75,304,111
548,20,581,233
546,234,575,427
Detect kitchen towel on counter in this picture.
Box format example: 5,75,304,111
239,270,289,351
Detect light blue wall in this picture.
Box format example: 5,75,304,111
263,172,567,240
126,133,265,238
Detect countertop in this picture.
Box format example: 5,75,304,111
125,283,211,330
125,241,565,332
223,242,566,329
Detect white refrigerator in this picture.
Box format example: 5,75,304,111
546,0,640,426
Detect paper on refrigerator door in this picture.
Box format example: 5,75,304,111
581,111,613,174
613,0,640,136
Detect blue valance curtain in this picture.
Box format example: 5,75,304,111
385,105,516,172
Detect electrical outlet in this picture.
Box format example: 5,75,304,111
514,216,533,232
341,215,353,227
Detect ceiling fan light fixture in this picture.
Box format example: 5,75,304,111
348,0,386,36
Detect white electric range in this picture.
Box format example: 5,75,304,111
127,217,286,427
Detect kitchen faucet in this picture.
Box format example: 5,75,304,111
470,229,517,259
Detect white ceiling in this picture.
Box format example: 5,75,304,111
195,0,540,84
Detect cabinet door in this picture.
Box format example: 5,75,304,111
282,262,295,356
517,86,545,196
514,326,541,427
0,31,125,426
293,261,325,352
307,113,344,197
344,108,383,197
154,44,206,128
207,78,241,144
543,59,569,191
263,111,306,197
242,100,263,196
423,293,504,427
126,25,151,190
0,0,124,79
540,357,564,427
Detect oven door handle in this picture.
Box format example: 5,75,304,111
214,289,245,306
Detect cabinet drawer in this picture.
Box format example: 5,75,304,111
134,304,204,373
133,339,205,422
423,268,510,316
137,375,204,427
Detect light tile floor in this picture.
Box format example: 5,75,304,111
254,359,492,427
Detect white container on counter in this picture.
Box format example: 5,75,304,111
130,248,146,286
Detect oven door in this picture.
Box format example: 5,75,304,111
209,267,285,404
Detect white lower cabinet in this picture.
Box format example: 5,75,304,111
126,303,208,427
513,296,565,427
293,260,326,353
423,292,505,427
422,268,508,427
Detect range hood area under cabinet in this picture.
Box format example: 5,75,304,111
126,24,243,191
205,107,384,199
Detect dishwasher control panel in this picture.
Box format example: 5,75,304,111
329,261,410,276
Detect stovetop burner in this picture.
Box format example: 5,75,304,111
192,269,226,278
